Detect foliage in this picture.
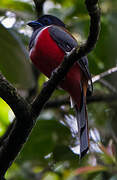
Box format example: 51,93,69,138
0,0,117,179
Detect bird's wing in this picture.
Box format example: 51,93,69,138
48,25,78,52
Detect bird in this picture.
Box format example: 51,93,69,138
28,14,92,158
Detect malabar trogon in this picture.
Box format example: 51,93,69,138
28,15,92,158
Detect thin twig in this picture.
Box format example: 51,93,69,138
92,66,117,83
44,93,117,109
87,93,117,103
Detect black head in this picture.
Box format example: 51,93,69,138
28,14,65,30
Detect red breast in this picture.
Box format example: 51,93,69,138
30,26,65,78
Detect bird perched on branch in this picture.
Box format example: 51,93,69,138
28,14,92,158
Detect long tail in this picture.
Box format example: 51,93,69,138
75,84,89,158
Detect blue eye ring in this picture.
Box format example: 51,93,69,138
27,21,43,27
32,21,43,26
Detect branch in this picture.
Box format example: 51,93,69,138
44,97,70,109
33,0,46,17
87,93,117,103
44,66,117,109
44,93,117,109
82,0,101,54
92,66,117,83
0,73,32,178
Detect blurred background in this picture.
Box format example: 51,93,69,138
0,0,117,179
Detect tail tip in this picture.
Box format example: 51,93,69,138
79,147,89,159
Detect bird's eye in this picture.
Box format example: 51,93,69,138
43,18,51,24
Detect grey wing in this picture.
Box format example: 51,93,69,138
48,25,78,52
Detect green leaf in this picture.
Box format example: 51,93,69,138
17,118,72,164
53,145,79,167
0,24,35,89
0,98,12,136
43,172,59,180
0,98,10,125
0,0,33,13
